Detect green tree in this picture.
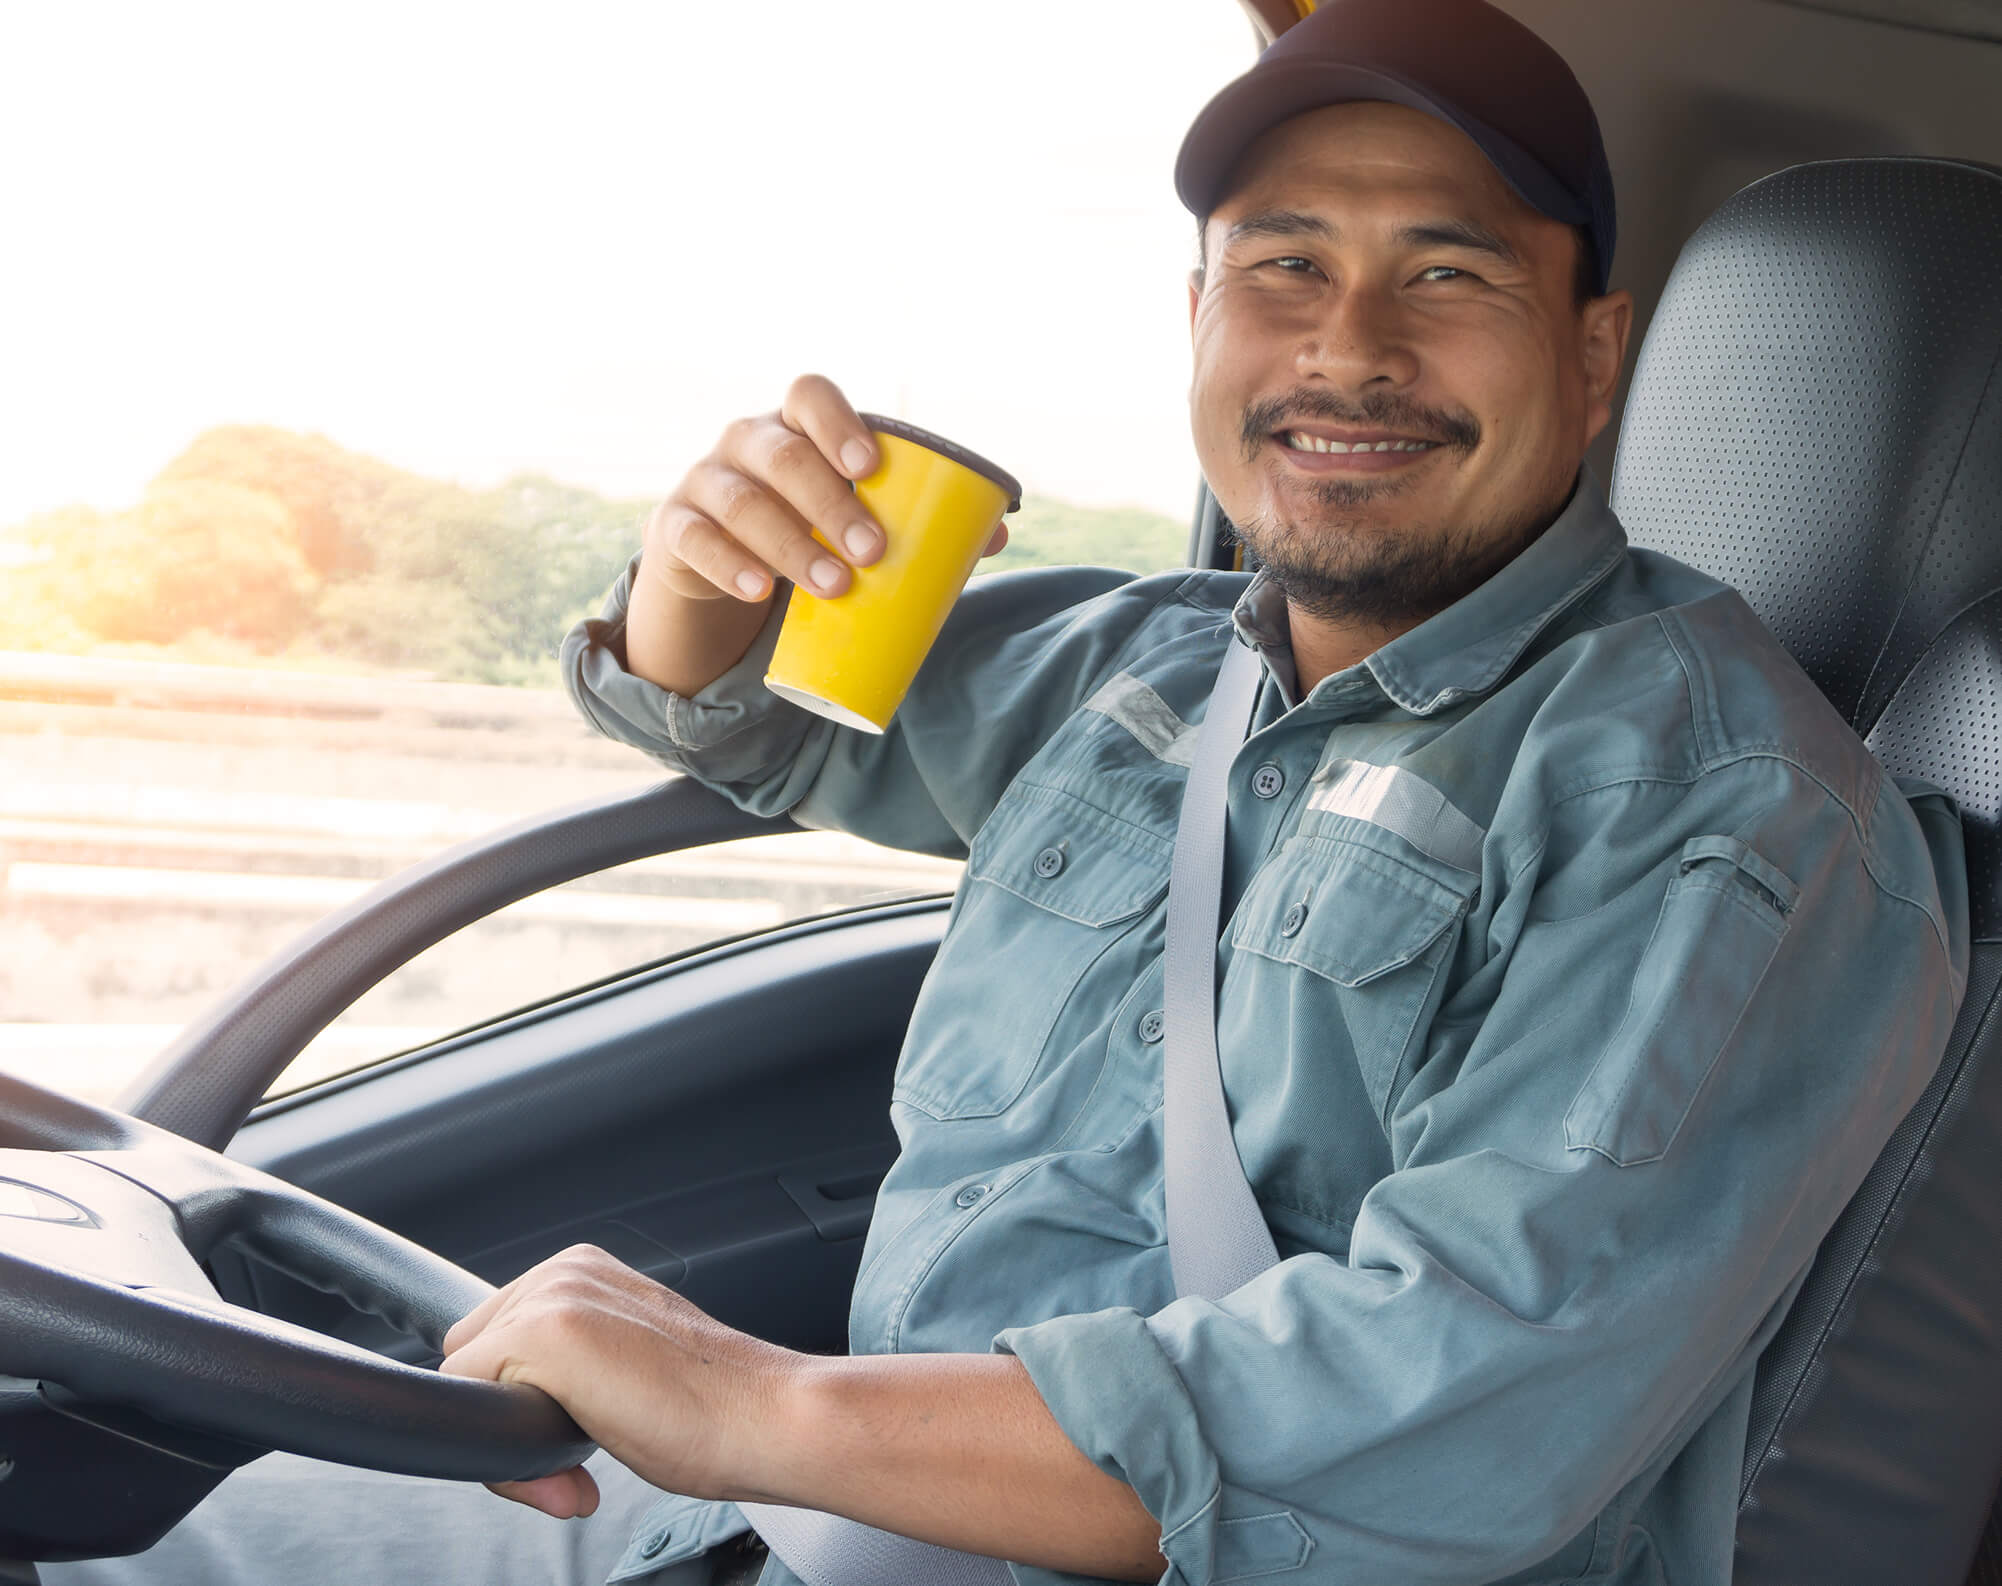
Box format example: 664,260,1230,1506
154,426,405,578
317,471,646,683
55,480,316,647
309,573,496,678
986,495,1187,576
0,508,95,652
0,425,1196,683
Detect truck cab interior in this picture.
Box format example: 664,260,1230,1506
0,3,1998,1582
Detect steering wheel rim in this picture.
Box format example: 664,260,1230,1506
0,781,787,1504
0,1070,592,1482
123,779,789,1150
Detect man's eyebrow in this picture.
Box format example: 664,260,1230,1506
1220,211,1526,270
1221,209,1336,249
1396,219,1525,269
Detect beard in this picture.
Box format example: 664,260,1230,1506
1227,388,1555,630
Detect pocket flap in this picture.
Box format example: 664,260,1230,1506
1678,833,1799,915
1564,835,1795,1166
1232,834,1470,986
968,782,1172,928
606,1494,750,1580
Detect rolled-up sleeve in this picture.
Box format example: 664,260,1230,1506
997,766,1968,1586
561,556,1175,857
564,556,813,792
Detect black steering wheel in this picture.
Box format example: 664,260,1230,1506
0,1069,592,1561
0,785,785,1565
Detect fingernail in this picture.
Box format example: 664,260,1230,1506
843,524,877,560
809,557,844,592
735,570,767,598
840,439,873,476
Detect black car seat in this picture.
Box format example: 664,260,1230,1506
1609,156,2002,1586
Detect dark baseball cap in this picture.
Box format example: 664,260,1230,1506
1175,0,1617,295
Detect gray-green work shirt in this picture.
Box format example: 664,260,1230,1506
563,470,1969,1586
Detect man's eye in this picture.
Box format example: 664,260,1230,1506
1417,265,1468,282
1267,256,1319,274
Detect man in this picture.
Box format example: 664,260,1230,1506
453,0,1964,1579
51,2,1968,1584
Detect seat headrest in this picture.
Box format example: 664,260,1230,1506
1612,157,2002,940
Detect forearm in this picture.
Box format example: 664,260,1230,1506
623,544,778,698
751,1352,1166,1582
442,1249,1166,1577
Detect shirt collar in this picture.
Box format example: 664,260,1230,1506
1229,466,1627,717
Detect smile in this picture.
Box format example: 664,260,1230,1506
1278,430,1438,454
1269,428,1446,474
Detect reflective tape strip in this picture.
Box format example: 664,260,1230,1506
1307,760,1485,875
1082,672,1198,767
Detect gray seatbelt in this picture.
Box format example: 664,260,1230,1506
741,634,1275,1586
1162,634,1279,1300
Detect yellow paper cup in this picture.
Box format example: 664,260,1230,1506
764,415,1022,733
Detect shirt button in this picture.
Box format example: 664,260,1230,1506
1252,763,1286,799
1280,901,1309,937
1032,846,1065,879
954,1183,992,1209
638,1528,674,1560
1138,1009,1165,1044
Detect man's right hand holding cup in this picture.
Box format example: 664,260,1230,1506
625,374,1009,700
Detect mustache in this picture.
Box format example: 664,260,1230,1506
1239,390,1480,461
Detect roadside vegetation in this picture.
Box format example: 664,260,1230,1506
0,427,1188,688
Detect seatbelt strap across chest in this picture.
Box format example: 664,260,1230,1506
1163,633,1280,1300
741,634,1275,1585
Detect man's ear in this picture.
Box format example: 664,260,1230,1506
1580,289,1634,447
1189,214,1211,335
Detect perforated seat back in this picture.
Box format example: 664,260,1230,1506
1610,156,2002,1586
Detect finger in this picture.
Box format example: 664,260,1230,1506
646,503,785,603
446,1246,620,1365
442,1278,520,1356
723,415,884,568
684,463,852,599
638,499,744,602
983,521,1010,556
438,1285,549,1387
781,373,878,482
437,1321,509,1383
485,1466,601,1520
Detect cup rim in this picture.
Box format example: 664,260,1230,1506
857,413,1023,512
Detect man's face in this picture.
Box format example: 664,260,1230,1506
1189,101,1630,630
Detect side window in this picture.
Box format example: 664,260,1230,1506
262,833,966,1100
0,2,1246,1107
0,656,959,1108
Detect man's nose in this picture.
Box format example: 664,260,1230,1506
1294,282,1419,389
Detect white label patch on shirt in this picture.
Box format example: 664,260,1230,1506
1307,760,1485,875
1082,672,1198,767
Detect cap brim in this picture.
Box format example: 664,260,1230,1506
1175,60,1589,231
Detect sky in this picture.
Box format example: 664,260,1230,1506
0,1,1255,529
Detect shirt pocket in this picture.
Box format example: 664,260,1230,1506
892,781,1171,1121
1229,830,1475,1125
1564,834,1800,1167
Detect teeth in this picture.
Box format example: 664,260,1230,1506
1282,432,1434,454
